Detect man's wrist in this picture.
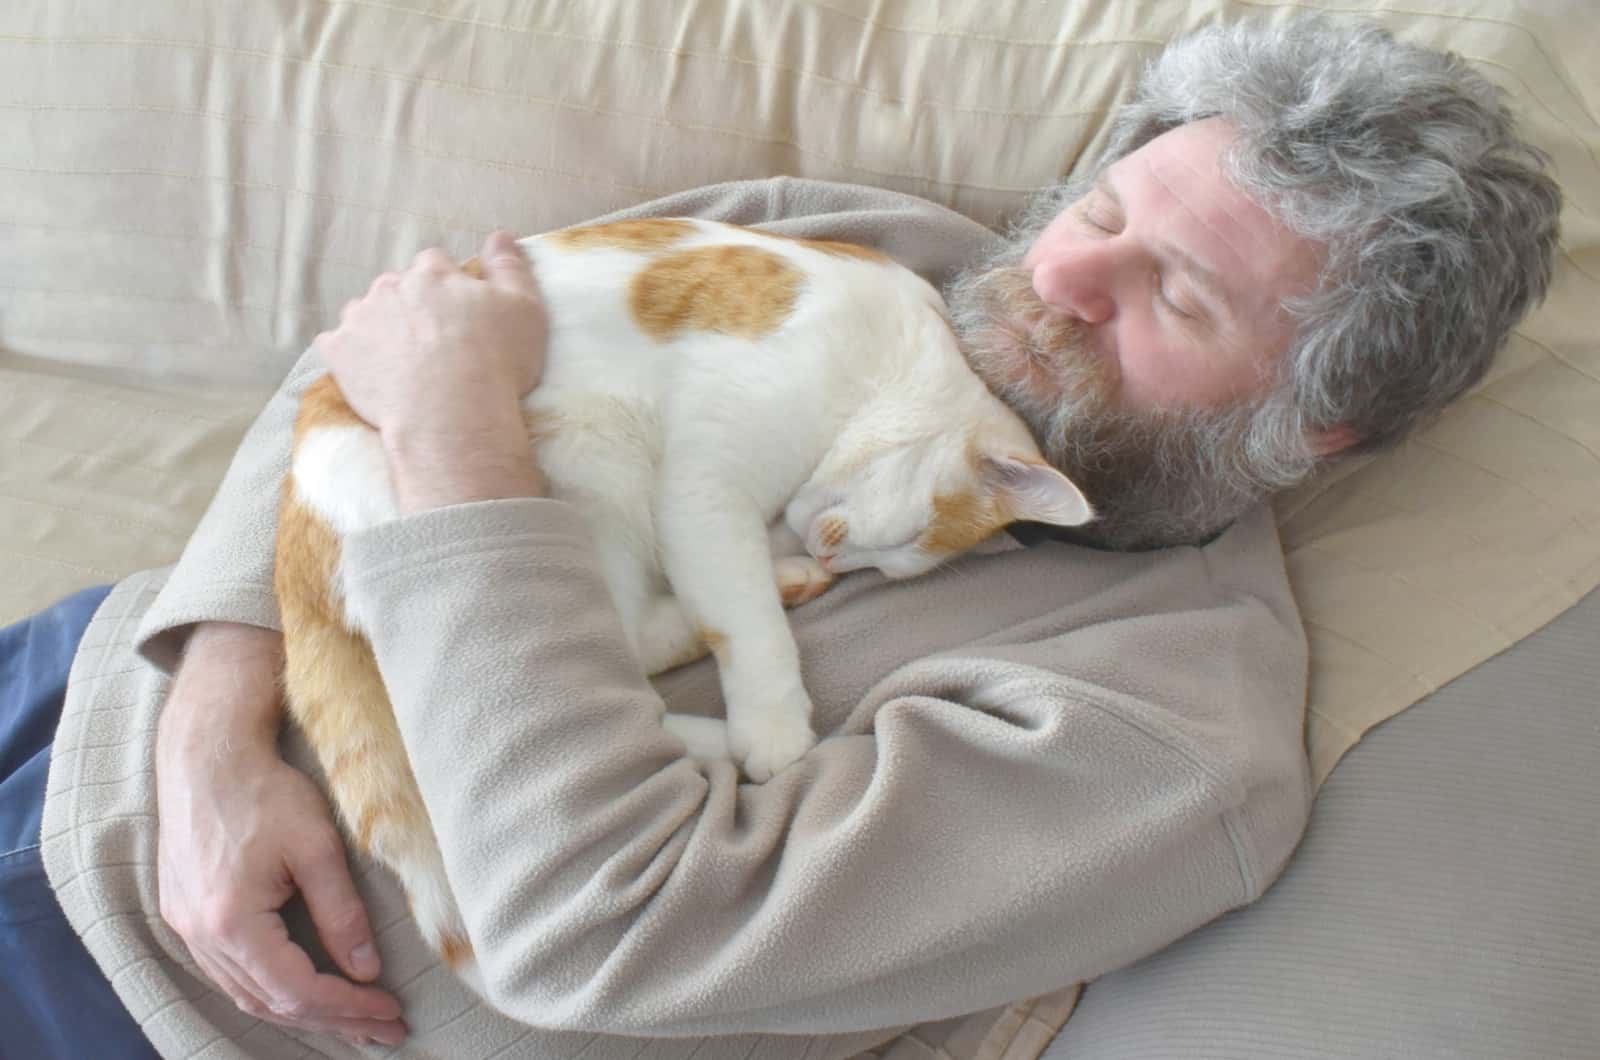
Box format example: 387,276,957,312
381,404,548,513
157,622,285,761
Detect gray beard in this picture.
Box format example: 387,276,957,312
944,193,1315,550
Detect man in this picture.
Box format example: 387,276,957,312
8,15,1559,1059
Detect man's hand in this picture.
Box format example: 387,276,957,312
315,230,549,513
155,623,407,1047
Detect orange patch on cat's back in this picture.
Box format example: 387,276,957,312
630,245,803,342
294,373,367,440
921,490,1008,556
549,218,697,253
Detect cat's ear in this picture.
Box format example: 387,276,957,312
980,455,1095,528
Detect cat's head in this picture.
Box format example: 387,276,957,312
784,405,1093,579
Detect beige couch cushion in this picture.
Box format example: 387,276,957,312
2,1,1596,785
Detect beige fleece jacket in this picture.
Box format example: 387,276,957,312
43,178,1313,1059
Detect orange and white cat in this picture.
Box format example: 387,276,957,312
274,218,1092,992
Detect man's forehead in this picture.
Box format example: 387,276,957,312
1102,120,1322,294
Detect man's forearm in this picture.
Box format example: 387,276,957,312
156,621,285,756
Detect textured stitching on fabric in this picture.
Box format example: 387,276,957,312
0,161,486,234
1471,394,1600,466
0,217,378,274
2,495,183,539
1458,54,1600,173
51,730,161,756
0,548,123,578
4,434,209,479
69,586,145,971
562,1032,608,1060
39,810,156,846
1507,328,1600,386
1559,246,1600,286
0,35,1050,192
391,960,447,994
53,766,156,791
57,665,161,689
483,1028,538,1059
795,1,1169,49
0,280,330,317
1298,536,1526,644
0,100,667,199
1403,434,1599,529
0,378,239,425
413,994,484,1039
329,0,1117,121
1300,618,1436,698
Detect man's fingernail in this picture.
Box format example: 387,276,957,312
350,942,378,975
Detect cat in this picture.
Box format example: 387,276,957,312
273,217,1093,992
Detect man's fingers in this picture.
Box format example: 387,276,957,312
412,247,456,274
225,911,404,1025
193,951,270,1021
479,230,538,296
326,1016,410,1047
289,833,382,982
221,949,407,1044
211,945,405,1044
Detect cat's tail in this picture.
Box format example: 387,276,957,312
276,384,481,986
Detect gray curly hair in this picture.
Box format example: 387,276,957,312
1102,15,1562,458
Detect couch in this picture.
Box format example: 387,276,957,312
3,1,1596,1056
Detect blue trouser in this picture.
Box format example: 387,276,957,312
0,584,160,1060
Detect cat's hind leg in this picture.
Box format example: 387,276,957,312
636,594,710,675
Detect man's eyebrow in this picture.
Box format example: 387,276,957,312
1163,241,1239,325
1107,170,1241,326
1113,166,1249,327
1099,170,1240,326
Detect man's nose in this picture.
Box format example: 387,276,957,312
1030,244,1116,325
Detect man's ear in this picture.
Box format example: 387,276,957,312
981,455,1095,527
1309,425,1360,458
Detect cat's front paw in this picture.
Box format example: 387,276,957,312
774,555,834,608
728,688,817,782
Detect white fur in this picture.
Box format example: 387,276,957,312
296,219,1092,784
291,424,397,639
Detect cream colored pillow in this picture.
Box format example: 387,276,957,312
2,0,1597,788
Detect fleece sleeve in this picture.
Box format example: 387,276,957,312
133,178,996,671
339,497,1309,1036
